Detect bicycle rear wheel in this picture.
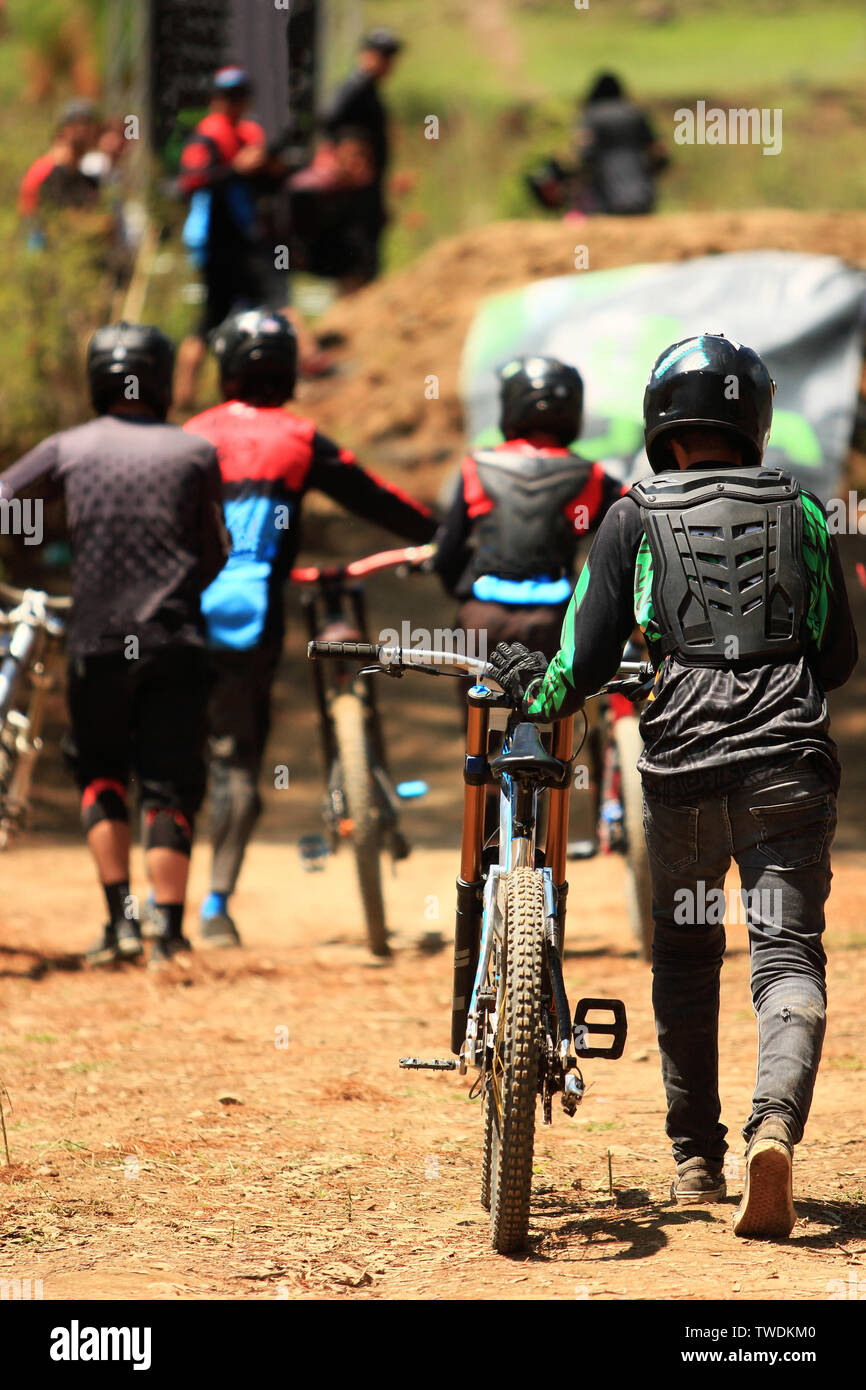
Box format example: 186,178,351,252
489,866,545,1253
332,692,389,956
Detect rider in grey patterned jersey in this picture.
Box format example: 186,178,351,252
0,323,230,967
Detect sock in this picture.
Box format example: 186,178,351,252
154,902,185,939
202,891,229,920
103,880,132,926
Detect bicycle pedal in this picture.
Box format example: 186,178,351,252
298,834,329,871
399,1057,458,1071
572,998,628,1059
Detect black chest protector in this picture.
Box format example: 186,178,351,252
470,448,593,582
629,467,807,667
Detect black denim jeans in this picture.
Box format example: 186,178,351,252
643,767,835,1168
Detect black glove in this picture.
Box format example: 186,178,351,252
488,642,549,706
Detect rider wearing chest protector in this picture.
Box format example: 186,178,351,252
184,310,435,949
433,355,623,665
492,334,857,1239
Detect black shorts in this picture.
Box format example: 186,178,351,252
66,647,209,818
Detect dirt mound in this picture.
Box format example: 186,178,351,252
299,211,866,494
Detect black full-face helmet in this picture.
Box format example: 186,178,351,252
87,322,175,419
211,309,298,404
643,333,775,472
498,355,584,445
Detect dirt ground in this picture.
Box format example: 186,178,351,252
1,850,865,1303
1,553,864,1303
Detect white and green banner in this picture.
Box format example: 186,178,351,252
461,251,865,501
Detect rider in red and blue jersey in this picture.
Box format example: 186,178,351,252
184,309,435,946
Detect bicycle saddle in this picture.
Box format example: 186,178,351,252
490,722,567,786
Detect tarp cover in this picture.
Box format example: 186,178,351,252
461,251,866,501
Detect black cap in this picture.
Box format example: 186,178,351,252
212,66,253,96
362,28,403,56
56,98,98,130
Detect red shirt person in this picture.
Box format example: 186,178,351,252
19,99,100,221
174,67,283,409
182,309,435,948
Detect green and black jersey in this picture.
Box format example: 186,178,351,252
528,464,858,800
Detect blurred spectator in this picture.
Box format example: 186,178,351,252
320,27,403,287
80,116,128,186
573,72,668,216
289,127,382,290
18,99,100,226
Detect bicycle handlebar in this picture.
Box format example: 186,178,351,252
307,639,490,680
0,582,72,616
291,544,435,586
307,640,653,697
307,639,380,661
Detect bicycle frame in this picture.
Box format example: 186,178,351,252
310,637,646,1243
291,548,433,854
308,636,645,1059
456,691,576,1077
0,585,70,848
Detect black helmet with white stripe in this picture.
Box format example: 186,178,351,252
643,334,775,472
212,309,298,405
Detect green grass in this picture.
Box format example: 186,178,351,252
375,0,866,267
379,0,866,105
510,5,866,101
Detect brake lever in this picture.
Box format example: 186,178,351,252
358,663,402,679
605,675,654,701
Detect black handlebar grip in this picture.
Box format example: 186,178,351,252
307,640,380,660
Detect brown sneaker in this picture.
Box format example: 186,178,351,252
670,1156,727,1204
732,1117,796,1239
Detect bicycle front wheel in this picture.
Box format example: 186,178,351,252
489,866,545,1253
332,692,389,956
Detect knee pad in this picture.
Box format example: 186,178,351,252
144,807,193,858
81,779,128,832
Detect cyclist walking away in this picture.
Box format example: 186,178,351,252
433,355,622,665
184,309,436,948
0,323,230,966
488,335,858,1238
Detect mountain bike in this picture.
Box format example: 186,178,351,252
0,582,71,849
308,635,652,1251
291,545,433,955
